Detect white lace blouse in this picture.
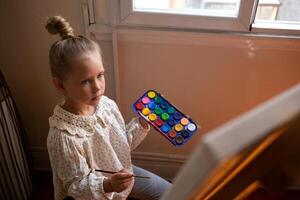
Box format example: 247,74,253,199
47,96,150,200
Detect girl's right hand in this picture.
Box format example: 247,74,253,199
103,169,133,193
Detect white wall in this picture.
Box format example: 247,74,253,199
114,30,300,156
0,0,117,170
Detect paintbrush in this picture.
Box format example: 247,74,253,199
95,169,151,179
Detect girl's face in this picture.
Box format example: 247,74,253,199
60,52,105,110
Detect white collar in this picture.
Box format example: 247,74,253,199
49,100,105,137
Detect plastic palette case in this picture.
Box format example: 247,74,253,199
132,90,198,146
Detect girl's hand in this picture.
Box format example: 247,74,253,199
103,169,133,193
138,117,149,129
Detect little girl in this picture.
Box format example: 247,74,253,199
46,16,171,200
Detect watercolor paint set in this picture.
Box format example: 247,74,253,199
132,90,198,146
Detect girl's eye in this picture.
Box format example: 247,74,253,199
81,80,90,85
97,73,104,79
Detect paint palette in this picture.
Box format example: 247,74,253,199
132,90,198,146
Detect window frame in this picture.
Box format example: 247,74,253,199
120,0,257,32
252,21,300,36
116,0,300,36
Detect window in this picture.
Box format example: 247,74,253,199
119,0,300,35
252,0,300,34
255,0,280,20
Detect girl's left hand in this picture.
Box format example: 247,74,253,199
138,117,149,129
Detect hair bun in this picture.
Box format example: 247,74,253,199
45,16,75,39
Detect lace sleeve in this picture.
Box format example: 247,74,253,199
109,99,150,150
126,117,150,150
47,129,114,200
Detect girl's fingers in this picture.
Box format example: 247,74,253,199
114,172,133,181
110,175,133,192
114,170,133,179
117,176,133,184
119,177,133,183
115,173,132,179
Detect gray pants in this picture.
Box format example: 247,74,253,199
129,166,172,200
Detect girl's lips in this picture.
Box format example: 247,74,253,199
92,95,100,101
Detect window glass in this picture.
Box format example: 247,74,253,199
133,0,241,17
254,0,300,28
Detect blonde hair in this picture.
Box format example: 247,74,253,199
45,16,101,80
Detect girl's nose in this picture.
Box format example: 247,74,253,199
93,79,102,91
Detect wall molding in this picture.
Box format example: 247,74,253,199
30,147,187,180
86,22,300,51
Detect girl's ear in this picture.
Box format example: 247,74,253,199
52,77,65,92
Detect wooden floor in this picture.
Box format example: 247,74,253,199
32,170,54,200
31,170,139,200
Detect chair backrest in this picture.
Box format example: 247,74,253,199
0,70,33,200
